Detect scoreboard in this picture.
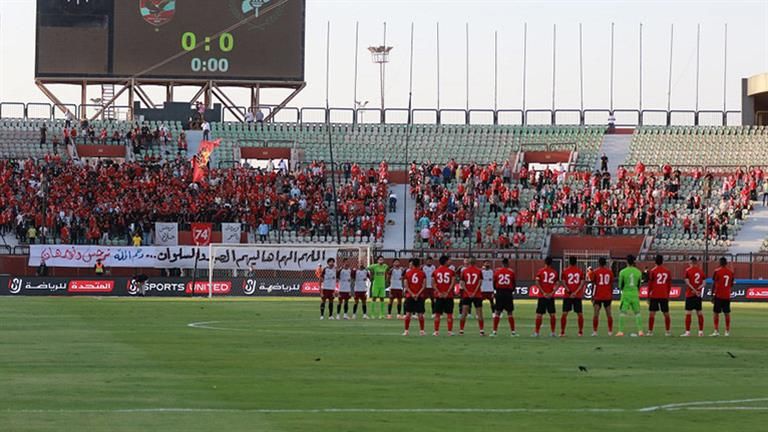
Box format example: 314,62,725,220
35,0,305,81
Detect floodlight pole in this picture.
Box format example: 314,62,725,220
723,23,728,125
579,23,585,124
369,22,392,124
551,24,557,125
666,24,674,125
695,23,701,125
522,23,528,124
325,21,331,121
436,22,441,121
639,23,644,117
610,22,615,113
353,21,360,124
494,31,498,114
405,22,414,249
326,21,342,244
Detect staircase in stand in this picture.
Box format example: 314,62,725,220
101,84,115,120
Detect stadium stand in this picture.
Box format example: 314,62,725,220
3,118,767,257
626,126,768,168
407,159,761,256
0,118,187,161
211,123,605,167
0,157,389,247
409,161,548,252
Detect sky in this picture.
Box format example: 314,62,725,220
0,0,767,121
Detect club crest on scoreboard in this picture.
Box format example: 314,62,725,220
241,0,269,16
140,0,176,27
228,0,284,31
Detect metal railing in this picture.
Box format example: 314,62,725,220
1,102,745,127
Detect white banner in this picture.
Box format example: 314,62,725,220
29,245,337,271
154,223,179,246
221,223,242,244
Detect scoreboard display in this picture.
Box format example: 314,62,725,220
36,0,305,81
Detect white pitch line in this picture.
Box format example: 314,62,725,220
669,407,768,411
187,321,248,332
4,400,768,415
186,321,403,337
638,398,768,412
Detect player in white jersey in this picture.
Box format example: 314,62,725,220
336,259,353,320
481,261,496,312
422,257,437,317
318,258,337,320
352,264,370,319
387,259,405,319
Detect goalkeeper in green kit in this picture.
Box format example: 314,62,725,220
616,255,645,337
368,256,389,319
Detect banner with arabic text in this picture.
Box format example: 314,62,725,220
28,245,337,271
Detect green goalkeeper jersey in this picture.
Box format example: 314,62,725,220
368,263,389,289
618,266,643,299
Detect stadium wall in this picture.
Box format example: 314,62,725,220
549,236,646,256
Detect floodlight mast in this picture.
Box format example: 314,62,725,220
368,46,393,123
369,23,393,124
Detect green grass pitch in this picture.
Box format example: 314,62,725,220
1,297,767,431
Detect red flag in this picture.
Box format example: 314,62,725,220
192,139,221,183
191,223,213,246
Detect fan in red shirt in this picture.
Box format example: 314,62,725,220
647,255,673,336
533,257,559,337
711,257,735,336
459,259,485,336
432,255,457,336
402,258,427,336
560,256,586,337
591,257,615,336
682,256,706,336
491,258,517,336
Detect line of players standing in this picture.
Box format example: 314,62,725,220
317,254,736,337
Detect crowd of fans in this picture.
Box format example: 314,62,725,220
0,157,390,246
3,126,764,252
410,159,531,250
38,121,189,158
409,158,762,251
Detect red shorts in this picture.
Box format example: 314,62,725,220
389,289,403,299
321,289,335,300
339,292,351,300
423,288,435,299
354,292,367,300
482,292,494,300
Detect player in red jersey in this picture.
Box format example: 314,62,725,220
459,258,485,336
647,255,673,336
402,258,427,336
491,258,518,337
591,257,614,336
682,256,706,337
560,256,586,337
533,256,558,337
432,255,457,336
711,257,735,336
